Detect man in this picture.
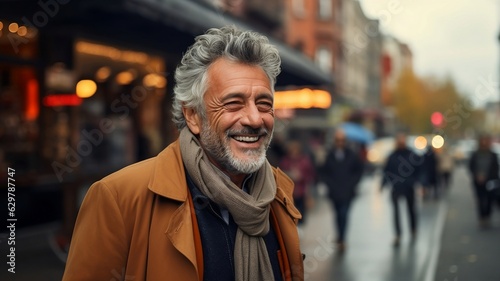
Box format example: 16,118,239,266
321,129,363,252
468,134,499,227
63,26,303,281
381,133,421,246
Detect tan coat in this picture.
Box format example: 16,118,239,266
62,139,304,281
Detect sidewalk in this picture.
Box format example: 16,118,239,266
433,165,500,281
0,223,65,280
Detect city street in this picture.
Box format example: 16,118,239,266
300,165,500,281
1,166,499,280
300,172,446,281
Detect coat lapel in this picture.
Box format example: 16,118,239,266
148,140,200,274
165,200,199,272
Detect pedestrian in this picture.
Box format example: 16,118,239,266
62,26,304,281
436,145,454,189
321,129,364,252
468,134,499,228
421,145,439,199
381,133,421,246
279,140,315,227
267,132,287,167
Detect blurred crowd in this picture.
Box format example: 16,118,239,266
269,128,500,250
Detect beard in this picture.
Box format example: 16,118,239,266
199,121,273,174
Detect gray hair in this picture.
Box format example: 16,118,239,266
172,25,281,129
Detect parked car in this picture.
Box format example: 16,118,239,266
451,139,477,164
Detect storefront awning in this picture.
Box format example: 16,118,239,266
0,0,333,87
123,0,334,87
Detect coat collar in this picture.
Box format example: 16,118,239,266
148,139,188,202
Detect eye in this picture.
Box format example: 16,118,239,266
257,101,273,111
224,101,243,110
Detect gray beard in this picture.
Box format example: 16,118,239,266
199,122,272,174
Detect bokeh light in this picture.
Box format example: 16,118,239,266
414,136,427,150
76,79,97,98
431,135,445,149
8,22,19,33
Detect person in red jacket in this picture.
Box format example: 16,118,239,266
279,140,315,226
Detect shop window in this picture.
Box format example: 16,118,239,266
0,19,38,59
315,46,332,72
0,19,41,173
317,0,332,20
0,64,40,173
292,0,305,18
73,40,167,172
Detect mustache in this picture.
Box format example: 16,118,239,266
226,126,269,137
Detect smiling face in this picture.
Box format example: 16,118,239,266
183,58,275,180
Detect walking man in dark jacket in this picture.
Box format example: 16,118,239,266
381,133,422,246
468,134,499,227
322,129,364,252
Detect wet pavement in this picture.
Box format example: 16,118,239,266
300,171,447,281
300,165,500,281
0,223,65,280
1,166,499,280
433,166,500,281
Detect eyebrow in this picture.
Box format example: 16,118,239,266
256,92,274,101
221,92,273,102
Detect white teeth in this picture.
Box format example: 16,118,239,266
233,136,259,142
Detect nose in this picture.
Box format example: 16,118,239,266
240,103,263,128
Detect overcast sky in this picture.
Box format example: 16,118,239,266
359,0,499,106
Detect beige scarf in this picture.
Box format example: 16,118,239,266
179,127,277,281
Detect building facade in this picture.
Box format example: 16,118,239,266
380,35,414,134
341,0,382,109
279,0,341,133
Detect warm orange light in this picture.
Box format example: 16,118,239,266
116,71,134,85
274,88,331,109
8,22,18,33
414,136,427,150
143,73,167,88
25,79,39,120
0,21,4,31
76,41,149,64
76,79,97,98
95,66,111,82
17,26,27,36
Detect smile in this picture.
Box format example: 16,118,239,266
232,135,260,143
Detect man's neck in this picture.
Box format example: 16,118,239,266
208,159,248,189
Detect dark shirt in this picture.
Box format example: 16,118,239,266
469,149,499,185
321,147,364,202
186,173,283,281
382,148,423,191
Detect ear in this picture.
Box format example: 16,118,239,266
182,106,201,135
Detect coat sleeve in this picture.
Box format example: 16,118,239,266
468,152,476,175
491,152,499,180
62,181,129,281
351,151,364,187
